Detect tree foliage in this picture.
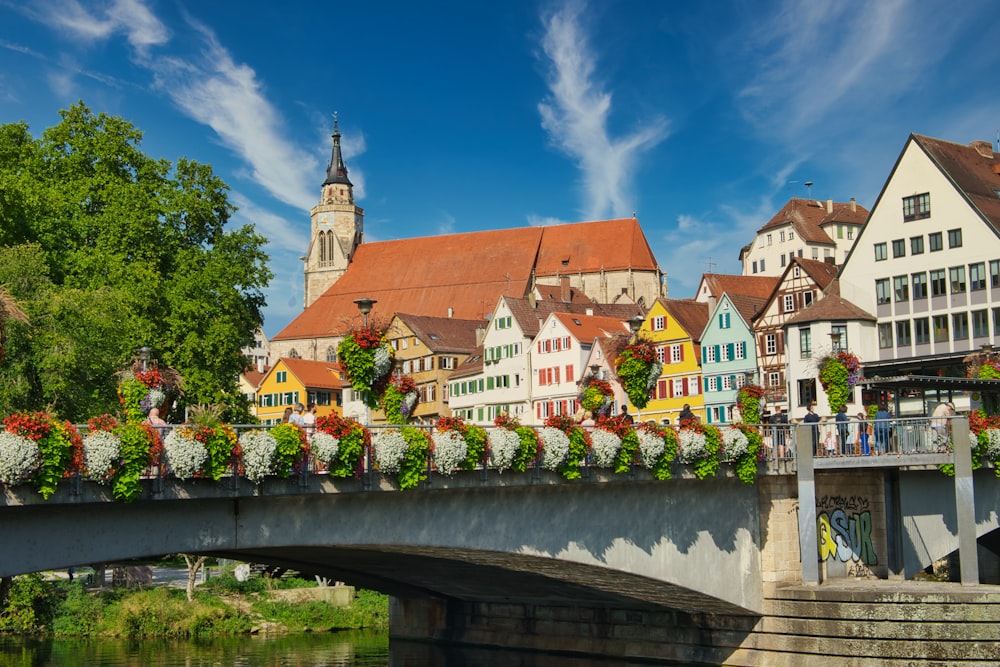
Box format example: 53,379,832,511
0,103,272,422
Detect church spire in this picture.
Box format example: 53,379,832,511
323,114,352,187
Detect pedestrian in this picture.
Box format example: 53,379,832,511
803,404,820,455
281,407,293,424
678,403,696,424
930,401,954,449
290,403,306,427
302,402,317,441
835,405,851,455
824,426,838,457
769,406,789,459
620,404,634,425
857,411,871,455
873,404,892,454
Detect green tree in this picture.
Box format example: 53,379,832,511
0,103,272,422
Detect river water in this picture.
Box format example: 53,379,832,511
0,631,701,666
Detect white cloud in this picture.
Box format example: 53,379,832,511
527,214,570,227
537,0,669,221
27,0,168,51
230,192,306,255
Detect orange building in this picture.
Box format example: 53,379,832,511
256,358,343,424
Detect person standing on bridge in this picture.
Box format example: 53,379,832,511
803,404,820,455
873,404,892,454
619,405,634,425
769,406,788,459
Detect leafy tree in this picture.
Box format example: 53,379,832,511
0,103,272,422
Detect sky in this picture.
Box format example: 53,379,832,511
2,0,999,339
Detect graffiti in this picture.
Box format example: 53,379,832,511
817,505,877,566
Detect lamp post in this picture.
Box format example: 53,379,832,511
137,346,152,372
829,331,843,353
354,297,376,328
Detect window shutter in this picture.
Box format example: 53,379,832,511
554,366,561,383
727,343,734,360
658,379,668,399
679,345,684,361
538,341,543,354
565,365,574,382
702,347,707,363
777,332,785,354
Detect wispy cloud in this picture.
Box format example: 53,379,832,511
27,0,168,52
537,0,669,221
230,192,306,255
527,214,571,227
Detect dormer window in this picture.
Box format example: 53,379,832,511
903,193,931,221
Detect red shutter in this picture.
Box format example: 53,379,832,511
565,365,574,382
538,341,543,354
679,345,684,361
657,379,668,399
777,332,785,354
554,367,561,383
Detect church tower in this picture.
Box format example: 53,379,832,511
303,117,364,308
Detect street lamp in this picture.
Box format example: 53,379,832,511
829,331,843,353
354,297,376,328
137,346,152,372
590,363,601,379
627,315,644,343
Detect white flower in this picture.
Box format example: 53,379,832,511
371,344,393,383
646,361,663,390
433,430,467,476
590,429,622,468
239,430,277,482
539,427,570,470
163,428,208,480
374,429,409,472
488,429,520,470
311,431,341,465
721,427,750,461
0,432,41,486
83,431,121,483
638,430,666,468
983,429,1000,460
678,429,708,463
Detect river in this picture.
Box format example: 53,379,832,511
0,631,701,666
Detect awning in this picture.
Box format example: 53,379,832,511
857,374,1000,393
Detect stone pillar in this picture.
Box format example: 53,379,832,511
795,423,819,584
951,416,979,585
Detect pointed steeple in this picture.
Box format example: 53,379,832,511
323,114,352,187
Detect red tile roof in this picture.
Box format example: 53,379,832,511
506,296,643,339
725,293,768,325
273,218,657,341
280,358,343,389
701,273,780,301
242,366,270,390
758,198,869,244
912,135,1000,233
658,298,710,342
793,256,839,290
551,312,629,342
393,313,486,353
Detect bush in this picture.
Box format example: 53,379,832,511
0,573,57,633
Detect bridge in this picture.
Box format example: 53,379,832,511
3,418,1000,664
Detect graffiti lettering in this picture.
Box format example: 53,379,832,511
817,508,876,565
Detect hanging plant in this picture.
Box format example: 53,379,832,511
382,374,419,424
736,384,766,424
2,412,81,499
373,427,430,489
542,414,591,480
315,413,368,477
614,338,662,410
579,375,614,415
269,423,306,478
678,421,721,480
436,416,486,470
113,423,161,502
337,326,395,409
594,415,640,473
724,423,763,485
431,429,467,476
117,363,182,423
589,428,622,468
238,430,278,482
817,350,862,413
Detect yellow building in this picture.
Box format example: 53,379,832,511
636,298,709,425
256,358,343,424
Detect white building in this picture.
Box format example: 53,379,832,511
839,134,1000,376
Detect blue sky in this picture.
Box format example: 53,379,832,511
2,1,999,338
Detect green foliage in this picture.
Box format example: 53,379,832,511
250,589,389,632
0,104,272,422
460,423,487,470
512,426,539,472
315,414,366,478
736,385,765,425
646,427,677,481
51,582,104,636
0,573,56,633
558,426,590,480
396,426,430,490
113,423,157,502
269,424,305,477
616,351,654,409
30,418,79,499
691,425,722,481
733,425,763,485
819,357,849,413
119,376,149,424
198,425,237,481
614,430,640,474
99,587,251,638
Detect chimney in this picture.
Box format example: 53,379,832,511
585,307,594,316
826,199,833,214
850,197,857,212
447,306,454,318
257,359,264,374
528,292,536,309
475,326,486,346
969,140,994,158
560,276,571,303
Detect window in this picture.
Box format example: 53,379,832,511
953,312,969,341
933,315,949,343
892,239,906,258
992,260,1000,288
950,266,966,294
735,341,746,359
780,253,787,267
831,324,848,352
930,269,947,297
874,243,887,261
783,294,794,312
878,323,893,349
847,228,854,240
914,317,930,344
652,315,666,331
896,320,912,346
948,228,963,248
793,266,801,278
910,236,924,255
780,231,786,242
799,327,812,358
995,308,1000,336
752,261,758,274
760,259,765,271
768,372,781,388
903,193,931,221
973,309,990,338
719,344,730,361
718,312,731,329
721,375,733,390
670,344,683,363
912,272,927,300
812,247,819,260
765,334,777,355
893,275,909,302
276,371,287,383
970,262,987,291
876,279,891,305
705,346,717,363
803,291,814,307
767,233,773,246
656,345,666,363
929,232,943,252
707,376,718,392
672,378,685,397
798,379,817,408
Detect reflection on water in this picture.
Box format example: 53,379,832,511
1,633,702,667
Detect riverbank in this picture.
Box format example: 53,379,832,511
0,571,389,638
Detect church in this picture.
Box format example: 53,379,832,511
269,121,667,361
